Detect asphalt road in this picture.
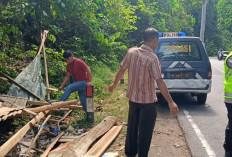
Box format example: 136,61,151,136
175,57,227,157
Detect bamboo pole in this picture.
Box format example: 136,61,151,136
42,35,50,100
37,30,49,56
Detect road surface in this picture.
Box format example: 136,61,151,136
176,57,227,157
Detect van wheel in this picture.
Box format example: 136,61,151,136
197,94,207,104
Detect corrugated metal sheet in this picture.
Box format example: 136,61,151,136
0,95,28,122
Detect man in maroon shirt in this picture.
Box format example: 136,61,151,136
58,50,92,112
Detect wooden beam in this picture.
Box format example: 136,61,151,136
28,100,78,113
0,111,49,157
0,71,45,102
48,116,118,157
84,125,123,157
41,132,65,157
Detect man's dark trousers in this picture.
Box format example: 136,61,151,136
224,103,232,157
125,101,157,157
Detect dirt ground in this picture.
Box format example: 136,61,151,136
107,103,192,157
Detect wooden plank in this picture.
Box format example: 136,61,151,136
0,71,45,102
28,100,78,113
84,125,123,157
0,111,49,157
27,100,50,106
41,132,65,157
48,116,118,157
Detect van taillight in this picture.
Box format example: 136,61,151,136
208,68,212,79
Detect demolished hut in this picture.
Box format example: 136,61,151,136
0,30,122,157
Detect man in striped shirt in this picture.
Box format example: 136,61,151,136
109,28,179,157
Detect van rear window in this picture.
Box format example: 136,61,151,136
156,41,202,61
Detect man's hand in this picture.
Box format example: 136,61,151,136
108,84,117,94
168,101,179,116
86,82,92,87
58,86,63,92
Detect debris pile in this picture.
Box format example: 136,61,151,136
0,95,122,157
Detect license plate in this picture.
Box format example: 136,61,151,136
170,72,189,79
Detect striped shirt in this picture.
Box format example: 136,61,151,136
120,44,162,103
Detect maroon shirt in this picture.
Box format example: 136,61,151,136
67,58,89,82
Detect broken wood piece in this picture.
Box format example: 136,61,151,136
27,100,50,106
0,76,8,81
58,136,77,143
0,97,36,116
19,142,44,154
30,123,57,136
49,132,88,155
48,116,118,157
49,142,72,154
0,111,49,157
22,109,37,116
41,132,65,157
85,125,123,157
26,115,52,156
28,100,78,113
47,88,58,92
0,71,45,102
62,105,83,110
58,110,72,130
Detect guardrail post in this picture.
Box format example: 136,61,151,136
86,84,94,123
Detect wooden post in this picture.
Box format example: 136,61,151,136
42,35,50,100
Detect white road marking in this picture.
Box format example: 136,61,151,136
211,64,224,73
183,110,216,157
